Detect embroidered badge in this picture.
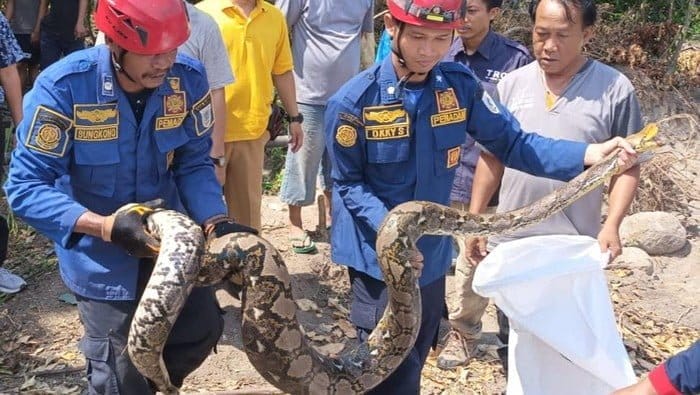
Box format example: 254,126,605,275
26,106,72,157
191,91,213,136
447,146,460,168
482,90,500,114
166,150,175,169
335,125,357,148
167,77,181,92
75,107,117,124
363,104,407,124
435,88,459,112
363,104,410,141
73,104,119,141
430,108,467,127
164,92,186,116
155,115,186,131
339,112,363,127
101,74,114,97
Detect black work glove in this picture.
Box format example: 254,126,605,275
101,199,165,257
203,216,258,242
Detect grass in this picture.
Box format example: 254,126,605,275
263,147,287,195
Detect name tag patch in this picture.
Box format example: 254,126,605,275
26,106,72,157
73,104,119,141
431,109,467,127
155,115,186,131
363,104,410,141
447,146,460,168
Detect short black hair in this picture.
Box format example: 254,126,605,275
487,0,504,10
528,0,597,27
472,0,503,10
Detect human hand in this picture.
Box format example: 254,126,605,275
465,236,488,266
30,29,40,44
597,224,622,261
288,121,303,153
74,22,88,39
584,137,637,170
102,199,165,257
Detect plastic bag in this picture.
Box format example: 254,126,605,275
472,235,635,395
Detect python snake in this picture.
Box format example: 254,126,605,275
129,124,659,394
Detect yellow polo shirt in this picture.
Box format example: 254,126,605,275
197,0,293,142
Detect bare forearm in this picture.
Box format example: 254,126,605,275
77,0,88,24
210,88,226,157
0,65,24,125
272,70,299,116
604,166,640,229
469,152,504,214
35,0,48,31
74,211,107,239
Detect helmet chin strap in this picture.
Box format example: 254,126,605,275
111,47,139,85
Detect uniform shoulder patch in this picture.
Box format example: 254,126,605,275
482,90,501,114
335,124,357,148
191,91,213,136
26,105,73,157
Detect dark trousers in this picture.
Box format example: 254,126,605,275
76,262,223,394
348,268,445,395
39,30,84,70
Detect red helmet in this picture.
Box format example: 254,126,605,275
95,0,190,55
387,0,465,30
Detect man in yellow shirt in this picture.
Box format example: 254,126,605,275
198,0,303,230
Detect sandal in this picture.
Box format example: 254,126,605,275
289,232,317,254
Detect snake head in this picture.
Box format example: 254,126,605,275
626,123,662,153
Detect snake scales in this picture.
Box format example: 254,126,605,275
129,124,659,394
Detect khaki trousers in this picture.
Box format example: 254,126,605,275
223,131,269,231
448,201,490,339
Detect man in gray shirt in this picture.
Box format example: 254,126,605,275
467,0,642,367
180,1,235,185
276,0,375,254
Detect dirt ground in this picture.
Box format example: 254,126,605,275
0,189,698,394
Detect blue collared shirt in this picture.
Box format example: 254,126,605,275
325,55,586,286
444,30,533,203
5,45,226,300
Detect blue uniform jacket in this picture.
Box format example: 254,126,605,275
4,45,226,300
325,55,588,286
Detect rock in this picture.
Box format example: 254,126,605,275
620,212,687,255
611,247,654,275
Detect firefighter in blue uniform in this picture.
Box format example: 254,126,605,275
325,0,637,393
4,0,256,392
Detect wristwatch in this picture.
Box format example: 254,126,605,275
287,113,304,124
210,155,226,167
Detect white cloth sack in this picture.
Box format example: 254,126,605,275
472,235,635,395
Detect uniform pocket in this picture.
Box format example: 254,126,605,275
78,336,119,394
432,126,468,177
366,139,410,184
72,142,119,197
152,128,190,177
